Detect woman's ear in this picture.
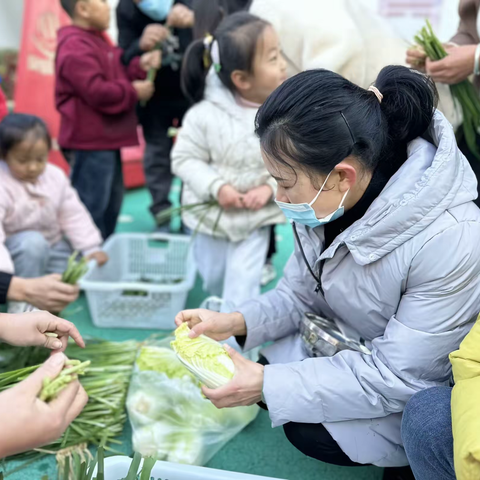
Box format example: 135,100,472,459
231,70,253,96
335,162,357,193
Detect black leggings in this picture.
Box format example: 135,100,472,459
257,356,360,467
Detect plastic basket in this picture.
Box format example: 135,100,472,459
100,456,286,480
80,233,196,330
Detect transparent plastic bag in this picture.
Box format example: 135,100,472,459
127,337,259,466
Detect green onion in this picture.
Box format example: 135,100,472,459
414,20,480,160
62,252,89,285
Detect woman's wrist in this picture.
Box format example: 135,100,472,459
231,312,247,336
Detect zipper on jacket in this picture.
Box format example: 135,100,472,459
292,222,324,295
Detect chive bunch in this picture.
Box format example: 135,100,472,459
62,252,89,285
414,20,480,159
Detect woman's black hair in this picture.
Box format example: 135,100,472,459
0,113,52,158
192,0,253,40
181,12,269,104
255,66,439,185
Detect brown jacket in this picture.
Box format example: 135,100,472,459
451,0,480,45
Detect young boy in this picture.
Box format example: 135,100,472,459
56,0,160,239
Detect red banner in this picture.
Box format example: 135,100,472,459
14,0,70,172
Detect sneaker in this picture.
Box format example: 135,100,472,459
261,262,277,286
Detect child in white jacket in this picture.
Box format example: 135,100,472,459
172,12,286,307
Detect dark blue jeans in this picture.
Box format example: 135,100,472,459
71,150,124,240
401,387,455,480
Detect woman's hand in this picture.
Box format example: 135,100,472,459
175,309,246,341
87,251,109,267
0,311,85,352
218,185,245,210
202,345,264,408
9,275,79,313
406,45,427,72
426,44,477,84
139,24,169,52
167,4,194,29
140,50,162,72
0,353,88,458
242,185,274,211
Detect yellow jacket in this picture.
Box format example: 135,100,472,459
450,320,480,480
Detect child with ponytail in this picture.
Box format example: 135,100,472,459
172,12,286,307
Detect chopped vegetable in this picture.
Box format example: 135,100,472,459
171,323,235,389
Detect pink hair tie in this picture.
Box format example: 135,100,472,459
368,85,383,104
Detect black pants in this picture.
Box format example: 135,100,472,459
257,356,360,467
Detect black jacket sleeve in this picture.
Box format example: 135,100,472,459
0,272,13,305
117,0,145,65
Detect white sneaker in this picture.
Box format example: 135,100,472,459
261,262,277,286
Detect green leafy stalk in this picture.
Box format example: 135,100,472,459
62,252,89,285
414,20,480,160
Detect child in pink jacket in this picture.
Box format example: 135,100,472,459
0,114,107,290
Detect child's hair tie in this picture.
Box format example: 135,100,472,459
368,85,383,104
203,33,222,73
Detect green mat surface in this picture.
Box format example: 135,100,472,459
2,188,382,480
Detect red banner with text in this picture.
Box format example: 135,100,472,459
14,0,70,172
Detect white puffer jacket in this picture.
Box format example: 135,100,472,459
171,71,285,242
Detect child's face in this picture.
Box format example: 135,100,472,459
77,0,111,31
244,26,288,104
6,135,49,183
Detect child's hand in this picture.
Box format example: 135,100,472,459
133,80,155,102
139,24,169,52
167,4,195,29
218,185,245,210
0,311,85,352
140,50,162,72
0,353,88,458
87,251,109,267
242,185,274,211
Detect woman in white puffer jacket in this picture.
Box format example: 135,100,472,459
171,12,286,307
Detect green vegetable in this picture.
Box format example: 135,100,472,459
2,339,139,473
171,323,235,388
137,346,195,381
62,252,89,285
414,20,480,160
39,359,90,402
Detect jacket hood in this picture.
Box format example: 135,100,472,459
321,110,478,265
57,25,105,50
203,69,248,121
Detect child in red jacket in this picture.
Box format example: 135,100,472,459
56,0,160,239
0,87,8,123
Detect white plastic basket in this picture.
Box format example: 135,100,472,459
80,233,196,330
100,456,286,480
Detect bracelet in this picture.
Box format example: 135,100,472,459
474,44,480,76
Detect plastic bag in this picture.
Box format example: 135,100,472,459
127,337,259,466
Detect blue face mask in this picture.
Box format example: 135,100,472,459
275,171,349,228
137,0,174,21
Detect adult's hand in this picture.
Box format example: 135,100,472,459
0,353,88,458
9,275,79,313
174,309,246,341
86,251,109,267
426,44,477,84
202,345,264,408
139,24,169,52
0,311,85,352
406,46,427,73
167,4,194,29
